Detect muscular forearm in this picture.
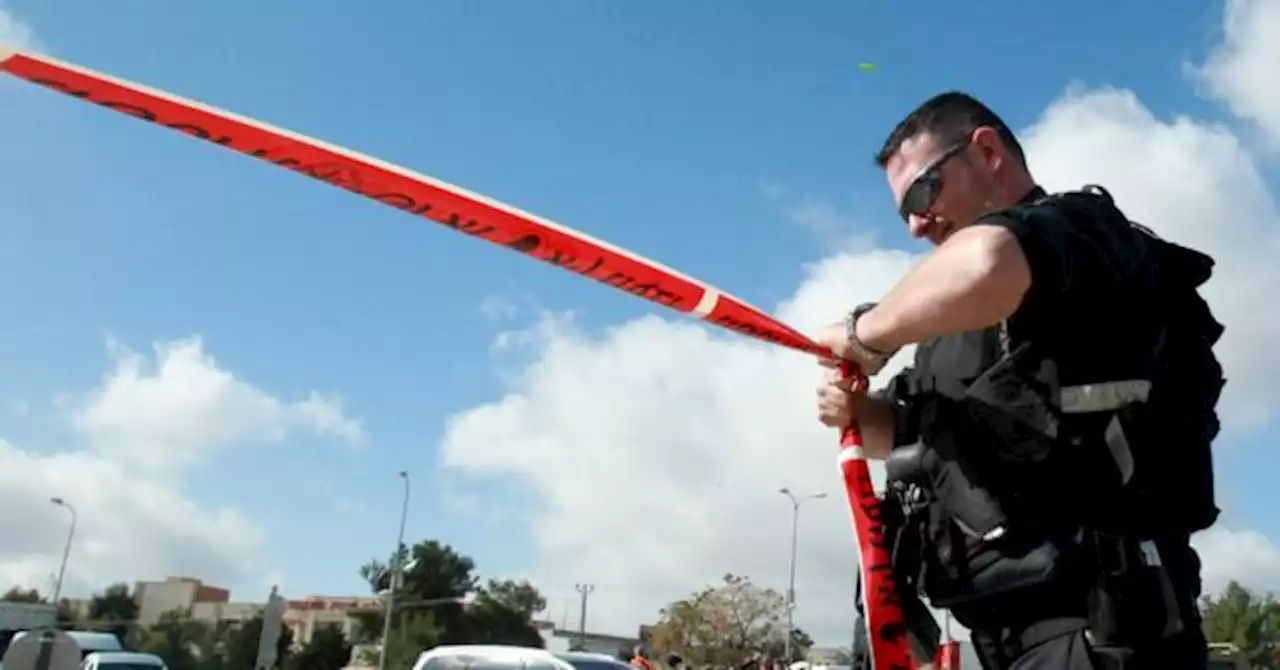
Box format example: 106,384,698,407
850,394,897,460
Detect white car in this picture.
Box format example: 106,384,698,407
411,645,575,670
80,651,168,670
80,653,167,670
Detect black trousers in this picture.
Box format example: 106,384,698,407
968,616,1208,669
962,539,1208,669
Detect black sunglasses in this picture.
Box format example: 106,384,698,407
897,141,971,221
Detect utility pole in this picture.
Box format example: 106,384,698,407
779,488,827,664
575,583,595,648
378,471,411,670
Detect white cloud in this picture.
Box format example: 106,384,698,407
1191,0,1280,147
263,571,288,593
0,441,263,597
438,0,1280,645
442,260,913,641
479,295,521,321
0,2,37,53
785,198,864,252
761,181,883,254
0,336,363,599
1194,527,1280,596
73,336,365,473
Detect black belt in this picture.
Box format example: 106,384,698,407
970,617,1132,669
971,616,1088,666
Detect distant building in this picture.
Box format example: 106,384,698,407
133,576,380,646
135,576,231,626
279,595,381,645
539,621,637,657
805,647,850,665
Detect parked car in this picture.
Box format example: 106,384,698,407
80,651,168,670
411,645,576,670
1208,643,1249,670
554,651,635,670
10,630,124,658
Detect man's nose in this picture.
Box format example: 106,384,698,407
906,212,934,238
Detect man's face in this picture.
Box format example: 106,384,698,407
884,130,1001,246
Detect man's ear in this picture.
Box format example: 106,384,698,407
969,126,1006,171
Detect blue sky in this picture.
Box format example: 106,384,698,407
2,0,1278,644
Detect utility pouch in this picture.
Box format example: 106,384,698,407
925,533,1067,608
962,339,1062,463
915,402,1078,608
918,404,1012,545
1087,532,1185,647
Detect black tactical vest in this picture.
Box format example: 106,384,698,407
883,186,1224,642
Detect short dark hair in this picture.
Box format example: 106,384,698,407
874,91,1026,168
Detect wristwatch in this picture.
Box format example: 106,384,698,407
844,302,897,371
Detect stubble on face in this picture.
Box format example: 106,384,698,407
884,131,1007,247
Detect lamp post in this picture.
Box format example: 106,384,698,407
377,471,411,670
779,488,826,663
50,497,77,604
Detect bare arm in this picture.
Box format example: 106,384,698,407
851,393,899,460
857,223,1032,351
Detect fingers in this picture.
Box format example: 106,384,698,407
815,377,864,428
819,366,867,393
814,319,882,428
815,391,853,427
817,356,869,380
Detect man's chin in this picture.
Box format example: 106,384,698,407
929,221,958,245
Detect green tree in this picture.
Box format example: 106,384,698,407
476,579,546,619
86,582,141,644
358,612,443,670
357,540,478,646
360,541,462,643
362,541,478,601
138,610,216,670
355,540,549,651
88,583,139,621
764,628,814,663
648,574,788,667
2,587,43,603
1201,580,1280,668
54,599,76,624
212,614,295,670
465,579,547,647
287,623,352,670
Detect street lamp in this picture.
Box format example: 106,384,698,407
50,497,77,604
779,487,826,663
377,471,411,670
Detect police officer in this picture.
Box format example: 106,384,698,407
814,92,1221,669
